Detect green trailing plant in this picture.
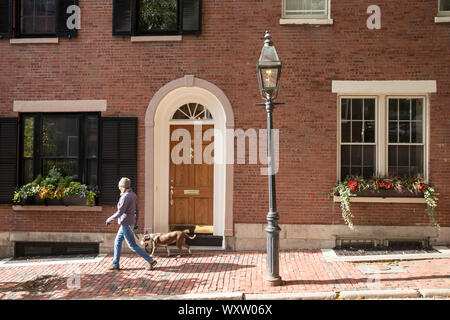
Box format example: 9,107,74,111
333,175,439,230
13,184,40,204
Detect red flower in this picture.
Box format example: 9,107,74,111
347,181,358,192
419,183,427,191
379,182,393,190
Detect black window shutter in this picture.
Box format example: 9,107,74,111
181,0,201,35
0,0,13,38
113,0,135,36
100,118,137,205
57,0,79,38
0,118,18,204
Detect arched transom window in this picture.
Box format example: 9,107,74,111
172,103,213,120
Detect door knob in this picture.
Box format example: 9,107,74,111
170,186,174,206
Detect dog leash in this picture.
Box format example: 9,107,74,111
133,225,144,240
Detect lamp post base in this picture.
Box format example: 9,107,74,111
264,275,283,287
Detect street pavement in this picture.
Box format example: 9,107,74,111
0,250,449,300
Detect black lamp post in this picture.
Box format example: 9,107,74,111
256,31,283,287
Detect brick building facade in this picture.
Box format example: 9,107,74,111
0,0,449,257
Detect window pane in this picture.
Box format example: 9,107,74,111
364,99,375,120
362,167,374,178
23,159,34,184
389,99,398,120
341,121,350,142
351,166,362,176
352,99,363,120
285,0,326,15
42,116,79,157
138,0,178,33
341,145,350,166
352,121,362,143
341,99,351,121
363,121,375,143
86,117,99,158
398,122,410,143
23,116,34,158
399,99,411,120
411,122,423,143
341,167,350,180
43,159,78,179
21,0,56,34
87,159,98,186
411,99,423,120
409,146,424,175
388,145,397,166
388,122,397,143
351,145,362,166
398,145,409,166
363,146,375,166
441,0,450,11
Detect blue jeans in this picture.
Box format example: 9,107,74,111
112,225,154,267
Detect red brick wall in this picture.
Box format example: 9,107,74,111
0,0,449,233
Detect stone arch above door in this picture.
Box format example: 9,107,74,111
144,76,234,242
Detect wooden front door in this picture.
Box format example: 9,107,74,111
169,124,214,233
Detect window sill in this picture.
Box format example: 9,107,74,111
12,205,103,212
130,35,182,42
333,196,426,204
280,18,333,25
10,38,59,44
435,16,450,23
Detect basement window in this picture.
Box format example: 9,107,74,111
14,241,99,258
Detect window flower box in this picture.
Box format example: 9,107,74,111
333,175,439,230
13,168,98,207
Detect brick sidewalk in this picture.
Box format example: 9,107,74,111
0,250,449,300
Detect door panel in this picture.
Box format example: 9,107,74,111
194,197,212,225
169,124,214,232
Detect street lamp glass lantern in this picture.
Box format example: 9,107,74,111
257,32,282,100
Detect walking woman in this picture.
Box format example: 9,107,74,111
106,177,157,271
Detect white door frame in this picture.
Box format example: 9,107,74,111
144,76,235,239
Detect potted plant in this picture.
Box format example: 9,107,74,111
39,168,64,205
333,175,439,230
63,182,97,206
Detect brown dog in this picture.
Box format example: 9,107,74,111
141,231,196,257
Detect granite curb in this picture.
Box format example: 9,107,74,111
86,289,449,300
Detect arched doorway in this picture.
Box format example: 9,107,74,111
144,76,234,247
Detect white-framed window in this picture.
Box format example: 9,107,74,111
282,0,331,18
338,95,428,181
439,0,450,16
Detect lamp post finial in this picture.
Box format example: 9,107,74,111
264,31,273,46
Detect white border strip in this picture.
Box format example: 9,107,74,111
131,36,182,42
10,38,59,44
0,254,107,268
13,100,107,113
435,16,450,23
332,81,437,94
